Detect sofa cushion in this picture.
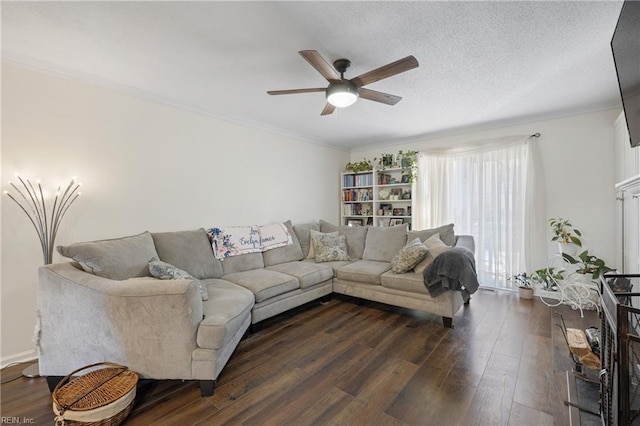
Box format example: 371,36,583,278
391,238,429,273
362,225,408,262
222,269,299,303
336,260,391,285
198,279,255,350
262,220,304,266
380,270,429,295
408,223,455,247
292,222,319,258
57,231,159,280
151,228,223,279
267,261,333,289
414,233,453,274
148,259,209,301
312,234,350,262
303,259,352,277
319,220,368,260
221,252,265,275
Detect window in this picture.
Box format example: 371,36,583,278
415,136,541,289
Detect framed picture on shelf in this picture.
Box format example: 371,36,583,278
392,208,406,216
347,219,363,227
390,219,404,226
380,218,392,227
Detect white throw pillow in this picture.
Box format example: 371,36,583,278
413,233,452,274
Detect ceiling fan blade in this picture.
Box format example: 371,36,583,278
350,55,419,88
267,88,326,95
321,103,336,116
359,88,402,105
299,50,341,82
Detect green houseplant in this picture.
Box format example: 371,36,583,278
374,153,394,171
345,159,373,173
549,218,582,255
530,267,563,291
509,272,534,299
397,150,417,183
562,250,613,281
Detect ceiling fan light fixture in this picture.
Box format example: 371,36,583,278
326,81,359,108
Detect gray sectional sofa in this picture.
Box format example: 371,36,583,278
37,220,475,396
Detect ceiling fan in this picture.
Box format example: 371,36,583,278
267,50,419,116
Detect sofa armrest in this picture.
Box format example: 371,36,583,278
37,262,203,379
454,235,475,254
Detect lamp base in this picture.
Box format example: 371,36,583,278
22,361,40,378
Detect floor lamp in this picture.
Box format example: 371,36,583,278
4,174,81,378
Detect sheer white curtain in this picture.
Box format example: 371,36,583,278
415,135,544,289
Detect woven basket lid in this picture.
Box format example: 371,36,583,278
55,367,138,411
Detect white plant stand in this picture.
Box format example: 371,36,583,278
536,255,601,317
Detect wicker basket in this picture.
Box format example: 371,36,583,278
52,362,138,426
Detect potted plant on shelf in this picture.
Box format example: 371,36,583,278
562,250,614,282
549,218,582,255
397,150,418,183
374,153,394,170
509,272,534,299
345,159,373,173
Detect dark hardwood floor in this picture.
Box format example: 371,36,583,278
1,290,599,425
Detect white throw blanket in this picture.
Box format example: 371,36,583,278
208,223,292,259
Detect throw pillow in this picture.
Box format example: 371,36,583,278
408,223,456,247
413,233,452,274
57,231,159,281
149,259,209,301
307,229,338,259
319,219,369,260
391,238,429,273
311,234,350,263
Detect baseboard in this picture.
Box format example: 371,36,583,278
1,349,37,369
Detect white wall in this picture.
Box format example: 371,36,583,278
352,109,620,271
1,63,348,363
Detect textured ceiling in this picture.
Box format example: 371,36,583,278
1,1,625,150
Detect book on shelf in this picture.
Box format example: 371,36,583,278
342,188,372,202
343,172,373,188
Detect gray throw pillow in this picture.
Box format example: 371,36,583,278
57,231,159,281
391,238,429,273
151,228,223,279
408,223,455,247
292,222,320,258
362,224,409,262
311,234,350,263
149,259,208,301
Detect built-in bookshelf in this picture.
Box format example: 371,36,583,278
340,167,414,228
